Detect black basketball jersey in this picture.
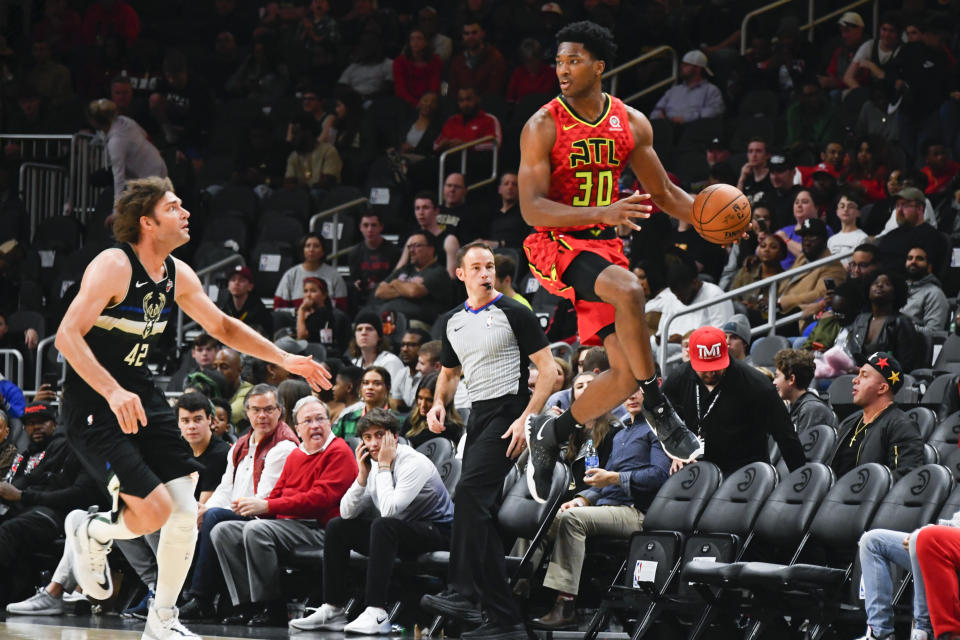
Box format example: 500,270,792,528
64,243,177,399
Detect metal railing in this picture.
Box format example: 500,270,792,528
310,197,369,267
438,136,499,206
176,254,246,346
35,335,66,392
70,132,109,219
741,0,878,53
602,45,678,106
3,132,108,237
657,248,853,373
0,349,24,391
18,163,69,240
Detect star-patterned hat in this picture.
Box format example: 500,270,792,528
856,351,904,394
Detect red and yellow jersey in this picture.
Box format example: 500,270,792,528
539,93,635,233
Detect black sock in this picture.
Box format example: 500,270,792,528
553,410,579,441
639,375,664,405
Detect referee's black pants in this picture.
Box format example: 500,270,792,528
449,396,525,626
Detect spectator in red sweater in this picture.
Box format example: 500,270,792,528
434,87,502,153
921,141,960,196
210,396,357,626
82,0,140,47
506,38,557,103
447,21,507,98
394,27,442,108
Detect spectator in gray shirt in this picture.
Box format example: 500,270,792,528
86,98,168,202
773,349,838,433
289,408,453,635
902,246,949,334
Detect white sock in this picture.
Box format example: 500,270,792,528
87,509,140,545
153,476,198,610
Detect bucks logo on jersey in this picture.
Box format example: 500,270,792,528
141,291,166,339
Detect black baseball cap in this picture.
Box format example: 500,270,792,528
797,218,828,238
769,154,794,170
22,402,57,423
855,351,904,393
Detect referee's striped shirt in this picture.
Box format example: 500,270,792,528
439,293,550,402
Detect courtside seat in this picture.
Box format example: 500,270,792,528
682,462,834,590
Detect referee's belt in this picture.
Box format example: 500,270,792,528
551,227,617,241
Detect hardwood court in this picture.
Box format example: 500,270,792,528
0,616,364,639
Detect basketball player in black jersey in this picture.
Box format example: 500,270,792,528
55,177,330,640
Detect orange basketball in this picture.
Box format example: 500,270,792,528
691,184,752,245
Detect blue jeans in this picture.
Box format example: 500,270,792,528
859,528,931,636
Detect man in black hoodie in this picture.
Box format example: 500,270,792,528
0,402,105,603
831,352,923,480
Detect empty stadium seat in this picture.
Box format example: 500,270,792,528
749,335,791,368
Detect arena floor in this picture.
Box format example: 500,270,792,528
0,616,373,639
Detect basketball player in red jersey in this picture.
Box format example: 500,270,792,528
522,21,702,503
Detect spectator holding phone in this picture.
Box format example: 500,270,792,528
777,219,847,316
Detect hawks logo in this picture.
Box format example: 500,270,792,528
141,291,166,338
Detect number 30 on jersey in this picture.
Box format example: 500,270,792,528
124,343,150,367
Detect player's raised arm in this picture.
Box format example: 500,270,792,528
56,249,148,433
626,106,694,225
518,110,653,231
172,258,332,391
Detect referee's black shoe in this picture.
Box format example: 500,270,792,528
461,619,528,640
420,590,482,624
525,413,560,504
641,398,703,461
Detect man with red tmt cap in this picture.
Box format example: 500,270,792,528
831,351,923,480
661,326,805,474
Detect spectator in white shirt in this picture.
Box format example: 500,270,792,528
179,384,298,621
289,409,453,634
827,192,868,264
87,98,168,202
656,254,734,345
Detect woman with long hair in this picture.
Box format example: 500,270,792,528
333,365,397,438
393,27,442,107
274,232,349,311
400,371,463,449
847,270,925,372
557,372,621,498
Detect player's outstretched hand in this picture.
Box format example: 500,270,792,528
426,404,446,433
108,387,147,434
597,191,653,231
282,353,332,391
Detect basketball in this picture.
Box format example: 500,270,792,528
691,184,752,245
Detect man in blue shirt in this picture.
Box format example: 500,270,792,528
531,388,670,630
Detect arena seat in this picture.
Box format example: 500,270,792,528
583,461,722,640
928,411,960,458
748,335,791,368
906,406,937,441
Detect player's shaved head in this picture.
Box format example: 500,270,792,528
556,20,616,65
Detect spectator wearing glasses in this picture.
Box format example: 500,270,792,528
290,409,453,633
212,396,355,627
827,193,868,265
179,384,299,622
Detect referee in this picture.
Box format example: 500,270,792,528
422,242,558,640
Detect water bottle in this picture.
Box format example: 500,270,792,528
584,439,599,471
